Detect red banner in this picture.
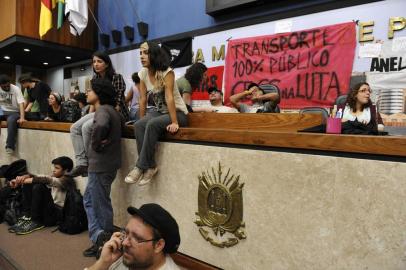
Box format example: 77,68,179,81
191,65,224,100
224,22,356,109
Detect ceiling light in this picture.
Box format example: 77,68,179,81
4,56,10,60
65,56,71,60
43,62,48,65
24,48,30,52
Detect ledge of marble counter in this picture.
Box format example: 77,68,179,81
2,119,406,158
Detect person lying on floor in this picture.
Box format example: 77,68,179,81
8,156,76,235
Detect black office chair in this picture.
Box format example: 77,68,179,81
299,107,329,123
259,84,281,113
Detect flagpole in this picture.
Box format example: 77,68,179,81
113,0,130,26
127,0,141,22
87,5,104,33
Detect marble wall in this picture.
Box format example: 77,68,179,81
1,128,406,270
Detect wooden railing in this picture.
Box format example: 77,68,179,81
2,112,406,157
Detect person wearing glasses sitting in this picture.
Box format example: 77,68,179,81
85,203,181,270
193,87,238,113
340,82,384,134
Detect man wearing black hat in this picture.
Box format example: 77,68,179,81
230,83,280,113
193,87,238,113
82,78,124,258
86,203,181,270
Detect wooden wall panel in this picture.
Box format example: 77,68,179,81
0,0,17,41
15,0,97,50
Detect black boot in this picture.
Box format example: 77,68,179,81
83,244,99,257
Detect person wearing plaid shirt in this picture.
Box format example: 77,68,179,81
69,51,128,177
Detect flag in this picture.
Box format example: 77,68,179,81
65,0,88,36
39,0,53,38
161,38,193,68
57,0,65,29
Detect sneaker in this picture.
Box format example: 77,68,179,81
8,216,30,233
5,148,14,154
15,220,45,235
124,167,143,184
83,244,99,257
66,165,88,177
138,167,158,186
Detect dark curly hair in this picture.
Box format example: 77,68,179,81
345,82,372,112
73,93,87,105
143,41,170,72
184,62,207,88
131,72,140,84
92,51,116,80
90,78,116,106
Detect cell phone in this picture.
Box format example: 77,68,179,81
119,230,125,253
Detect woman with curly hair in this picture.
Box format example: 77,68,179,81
125,41,188,186
45,92,63,121
340,82,383,132
176,62,207,108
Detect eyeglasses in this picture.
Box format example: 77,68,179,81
358,88,372,94
120,229,159,246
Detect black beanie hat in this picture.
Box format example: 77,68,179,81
127,204,180,254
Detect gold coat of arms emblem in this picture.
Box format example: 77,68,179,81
195,163,246,247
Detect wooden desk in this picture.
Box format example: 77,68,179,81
2,113,406,157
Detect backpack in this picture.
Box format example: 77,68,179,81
58,188,88,234
3,188,23,226
1,159,28,181
61,100,81,123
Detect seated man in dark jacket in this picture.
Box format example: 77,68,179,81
8,156,75,234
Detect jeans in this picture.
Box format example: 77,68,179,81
83,171,116,244
129,107,139,121
134,111,188,170
22,183,58,226
70,113,94,167
3,112,20,150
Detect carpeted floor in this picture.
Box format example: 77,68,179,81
0,222,95,270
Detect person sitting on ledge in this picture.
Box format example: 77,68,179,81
69,51,128,178
176,62,207,112
125,41,188,186
44,92,63,121
125,72,141,121
193,86,238,113
340,82,384,133
8,156,75,235
0,74,26,154
82,78,124,258
85,203,181,270
229,83,280,113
